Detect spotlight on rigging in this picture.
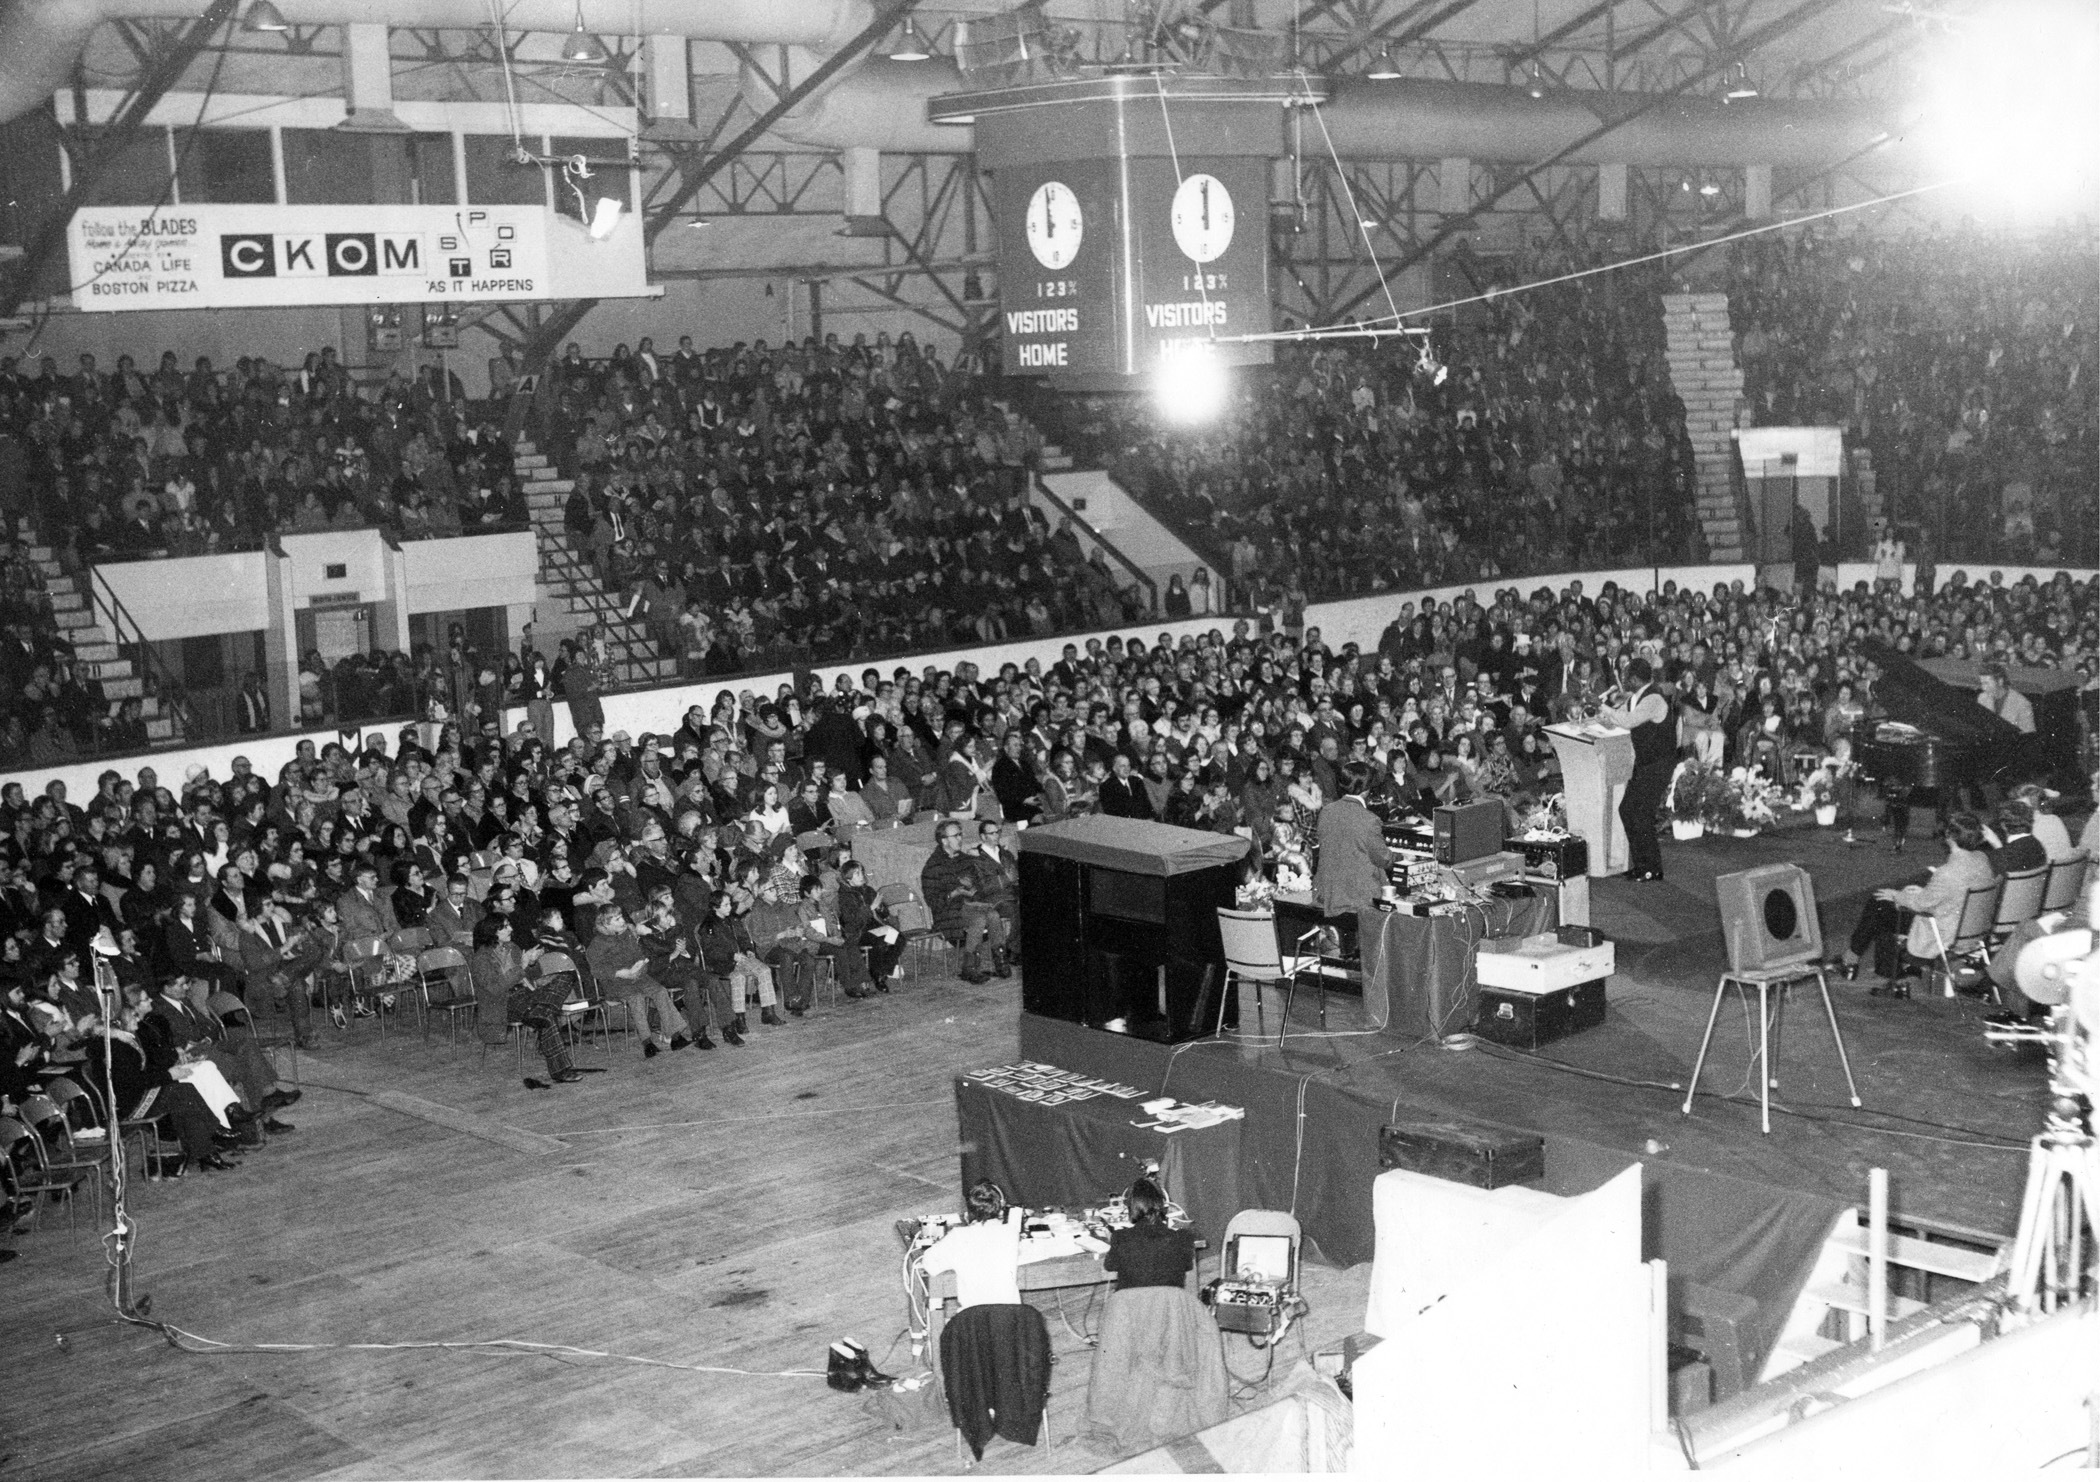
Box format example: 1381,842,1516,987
1155,344,1230,425
888,16,933,61
241,1,289,32
562,4,608,64
1366,46,1403,80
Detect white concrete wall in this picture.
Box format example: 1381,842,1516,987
401,531,539,615
1304,564,1760,654
1832,561,2098,597
94,551,271,642
36,555,2066,800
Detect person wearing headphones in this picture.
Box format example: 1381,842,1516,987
1596,655,1674,882
1103,1177,1197,1291
920,1178,1022,1312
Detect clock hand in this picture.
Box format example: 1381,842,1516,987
1201,180,1210,232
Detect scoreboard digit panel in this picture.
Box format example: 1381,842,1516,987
1126,155,1273,374
995,159,1123,377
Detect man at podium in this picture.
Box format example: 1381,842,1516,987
1595,657,1674,882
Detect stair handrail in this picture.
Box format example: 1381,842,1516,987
88,564,189,745
1031,472,1159,614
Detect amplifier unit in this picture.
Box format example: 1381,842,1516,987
1434,799,1505,866
1516,834,1589,880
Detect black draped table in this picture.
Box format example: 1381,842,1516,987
954,1071,1243,1248
1274,890,1557,1039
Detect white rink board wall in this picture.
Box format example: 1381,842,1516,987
66,203,652,311
12,562,2092,799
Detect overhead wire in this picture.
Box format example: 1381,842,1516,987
1216,177,1966,344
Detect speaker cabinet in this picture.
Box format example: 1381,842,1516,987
1714,864,1824,974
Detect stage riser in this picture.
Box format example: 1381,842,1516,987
1015,1010,1843,1380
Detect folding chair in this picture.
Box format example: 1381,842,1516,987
1988,865,2050,944
21,1089,111,1226
2040,853,2089,915
1925,879,2006,1000
0,1115,95,1234
878,883,951,982
336,934,395,1029
1218,898,1310,1028
416,945,476,1042
541,949,624,1058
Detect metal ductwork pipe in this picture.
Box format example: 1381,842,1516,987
1317,78,1909,170
759,71,1910,171
0,0,880,124
758,55,968,155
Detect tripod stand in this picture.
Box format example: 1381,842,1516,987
1986,1011,2098,1316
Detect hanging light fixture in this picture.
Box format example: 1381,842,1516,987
1526,62,1546,99
1723,61,1760,100
562,4,607,65
887,16,932,61
241,1,288,31
1366,45,1402,80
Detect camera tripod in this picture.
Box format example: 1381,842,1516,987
1986,1012,2098,1315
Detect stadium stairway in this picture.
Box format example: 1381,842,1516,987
1661,292,1752,563
12,517,181,745
513,441,680,689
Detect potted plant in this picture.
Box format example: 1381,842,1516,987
1667,760,1712,841
1795,761,1842,827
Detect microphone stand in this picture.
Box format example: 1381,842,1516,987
89,935,147,1320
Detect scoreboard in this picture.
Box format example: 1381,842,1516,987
995,153,1272,382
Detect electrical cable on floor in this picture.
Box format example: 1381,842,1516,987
136,1318,830,1380
1469,1041,2032,1151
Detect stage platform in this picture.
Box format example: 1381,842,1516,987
1026,823,2045,1260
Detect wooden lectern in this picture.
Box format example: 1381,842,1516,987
1546,722,1635,878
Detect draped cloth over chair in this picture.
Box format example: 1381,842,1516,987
939,1303,1053,1461
1083,1286,1230,1455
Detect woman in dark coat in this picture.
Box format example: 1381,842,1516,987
469,914,578,1083
835,859,903,992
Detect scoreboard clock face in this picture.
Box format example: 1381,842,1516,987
1170,173,1235,264
1025,181,1085,270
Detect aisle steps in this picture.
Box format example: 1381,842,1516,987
12,520,179,743
1661,292,1750,563
513,441,678,688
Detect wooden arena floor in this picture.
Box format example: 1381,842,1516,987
0,818,2065,1480
0,966,1369,1482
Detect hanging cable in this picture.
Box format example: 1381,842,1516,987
1215,177,1964,344
1299,72,1403,330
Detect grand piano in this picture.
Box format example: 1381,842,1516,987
1851,639,2048,835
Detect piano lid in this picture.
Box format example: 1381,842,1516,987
1859,639,2025,752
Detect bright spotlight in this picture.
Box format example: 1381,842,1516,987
1913,0,2100,215
1155,346,1229,424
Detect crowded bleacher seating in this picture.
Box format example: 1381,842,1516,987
530,332,1132,668
1729,223,2099,566
1044,246,1701,604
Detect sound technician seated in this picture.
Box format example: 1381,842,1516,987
1103,1176,1197,1291
920,1178,1023,1311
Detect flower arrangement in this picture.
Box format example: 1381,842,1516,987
1792,755,1854,811
1710,765,1786,834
